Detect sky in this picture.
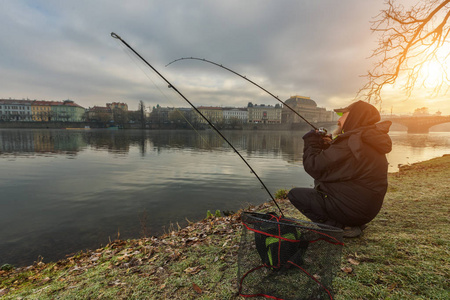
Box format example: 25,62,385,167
1,0,448,115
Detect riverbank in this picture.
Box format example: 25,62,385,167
1,155,449,299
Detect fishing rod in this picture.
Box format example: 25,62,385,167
111,32,284,217
166,57,321,132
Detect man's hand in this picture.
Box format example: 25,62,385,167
303,130,331,150
321,134,332,144
302,130,320,140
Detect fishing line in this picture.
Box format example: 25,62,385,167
166,57,319,131
114,40,210,147
111,32,284,217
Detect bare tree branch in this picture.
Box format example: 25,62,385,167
359,0,450,103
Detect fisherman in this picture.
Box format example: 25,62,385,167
288,100,392,238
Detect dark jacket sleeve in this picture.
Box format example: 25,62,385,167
303,138,354,182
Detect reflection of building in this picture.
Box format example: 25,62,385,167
282,95,336,123
0,130,35,152
0,129,87,154
247,102,282,124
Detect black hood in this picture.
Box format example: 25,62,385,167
342,101,381,133
337,121,392,158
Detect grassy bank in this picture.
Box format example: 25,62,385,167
1,155,449,299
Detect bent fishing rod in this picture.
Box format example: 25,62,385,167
166,57,320,132
111,32,284,217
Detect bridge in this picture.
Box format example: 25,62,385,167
382,115,450,133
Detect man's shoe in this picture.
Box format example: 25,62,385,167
343,226,362,238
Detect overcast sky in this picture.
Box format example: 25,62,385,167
1,0,448,115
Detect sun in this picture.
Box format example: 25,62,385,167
417,44,450,89
420,60,447,88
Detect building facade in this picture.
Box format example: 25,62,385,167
50,100,85,122
31,100,52,121
222,107,247,124
281,95,336,124
1,99,85,122
247,103,282,124
107,102,128,111
86,106,113,122
0,99,32,121
197,107,223,124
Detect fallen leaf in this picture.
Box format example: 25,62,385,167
108,280,122,286
41,277,51,284
184,266,202,275
149,254,159,263
348,258,360,265
0,289,9,296
341,267,353,274
117,255,129,261
192,283,202,294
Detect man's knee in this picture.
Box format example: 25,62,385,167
287,188,313,211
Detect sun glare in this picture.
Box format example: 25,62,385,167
417,44,450,89
420,60,446,88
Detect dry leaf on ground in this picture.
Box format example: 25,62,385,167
192,283,202,294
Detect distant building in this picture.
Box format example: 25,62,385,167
49,100,85,122
247,102,282,124
86,106,112,122
107,102,128,111
0,99,32,121
223,107,247,124
281,95,336,123
197,106,223,124
31,100,52,121
149,105,174,124
0,98,85,122
413,107,429,116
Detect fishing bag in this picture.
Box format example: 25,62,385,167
238,212,344,300
253,212,308,269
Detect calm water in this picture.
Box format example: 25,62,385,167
1,128,449,267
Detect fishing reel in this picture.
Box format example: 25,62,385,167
318,127,328,136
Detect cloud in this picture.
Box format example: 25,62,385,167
0,0,448,114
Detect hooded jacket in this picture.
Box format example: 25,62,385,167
302,101,392,224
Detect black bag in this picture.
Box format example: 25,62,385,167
254,213,308,269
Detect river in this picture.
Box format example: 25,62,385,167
0,128,449,267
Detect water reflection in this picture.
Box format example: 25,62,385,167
2,129,448,168
0,129,307,162
0,129,449,267
387,132,450,170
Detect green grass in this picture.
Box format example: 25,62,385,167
1,155,449,299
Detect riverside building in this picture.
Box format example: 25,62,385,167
247,102,282,124
281,95,337,124
0,99,85,122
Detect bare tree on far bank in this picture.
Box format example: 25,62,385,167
139,100,145,129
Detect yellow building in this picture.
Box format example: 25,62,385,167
31,100,52,121
197,107,223,124
107,102,128,111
